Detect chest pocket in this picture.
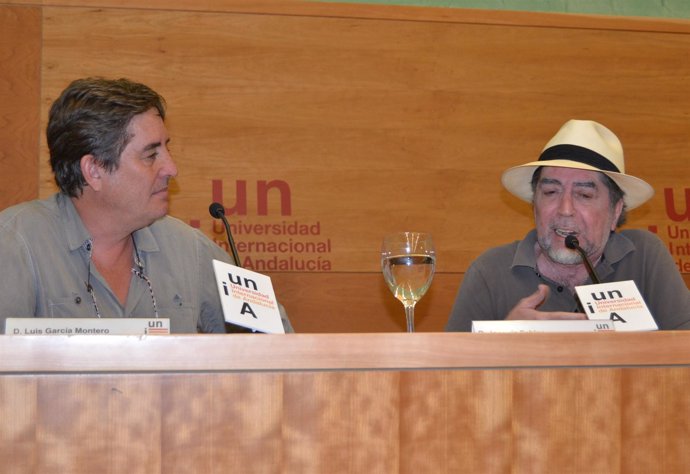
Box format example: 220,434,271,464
157,297,197,333
48,294,96,318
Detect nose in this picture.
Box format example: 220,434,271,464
159,146,178,179
557,192,575,216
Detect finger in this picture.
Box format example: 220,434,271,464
518,284,550,310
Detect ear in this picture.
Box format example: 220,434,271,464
611,198,624,231
80,154,104,191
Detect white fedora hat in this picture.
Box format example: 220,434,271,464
501,119,654,210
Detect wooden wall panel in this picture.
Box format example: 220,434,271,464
36,6,690,270
0,6,41,210
2,333,689,473
0,1,688,333
269,272,460,332
3,366,690,473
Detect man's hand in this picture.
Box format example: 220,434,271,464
505,284,586,321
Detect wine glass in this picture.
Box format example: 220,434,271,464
381,232,436,332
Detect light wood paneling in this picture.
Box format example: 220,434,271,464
4,332,690,371
0,6,41,210
4,0,690,34
35,6,690,272
269,272,460,332
3,333,690,473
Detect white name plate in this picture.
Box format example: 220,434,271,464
472,319,615,333
5,318,170,336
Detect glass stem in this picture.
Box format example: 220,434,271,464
404,304,415,333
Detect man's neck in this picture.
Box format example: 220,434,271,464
534,243,600,292
71,195,135,245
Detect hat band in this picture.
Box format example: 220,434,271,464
538,144,621,173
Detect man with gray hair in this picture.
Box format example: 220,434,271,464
446,119,689,331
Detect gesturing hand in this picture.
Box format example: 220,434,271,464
505,284,586,321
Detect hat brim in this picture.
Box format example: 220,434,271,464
501,159,654,210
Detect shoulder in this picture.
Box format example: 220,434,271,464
470,239,522,270
616,228,665,249
604,228,670,267
0,197,60,238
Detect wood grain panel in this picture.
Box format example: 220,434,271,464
162,373,283,473
269,272,461,333
284,371,399,473
3,365,690,473
4,0,690,34
36,375,161,473
0,6,41,210
6,332,690,373
38,6,690,273
620,368,690,473
513,369,621,473
0,376,38,474
399,370,513,473
3,334,690,472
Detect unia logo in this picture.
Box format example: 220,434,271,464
649,187,690,273
191,179,333,272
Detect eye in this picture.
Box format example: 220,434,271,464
144,151,159,161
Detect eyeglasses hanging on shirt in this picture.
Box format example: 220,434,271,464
83,236,159,319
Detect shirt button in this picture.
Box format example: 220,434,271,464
75,296,82,304
557,286,564,292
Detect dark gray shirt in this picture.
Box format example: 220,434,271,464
0,193,293,334
446,229,690,332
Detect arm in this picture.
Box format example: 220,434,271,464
0,228,37,332
446,262,496,332
633,231,690,329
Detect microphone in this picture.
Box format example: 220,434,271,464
209,202,241,268
565,234,600,284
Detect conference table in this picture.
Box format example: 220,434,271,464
1,331,689,473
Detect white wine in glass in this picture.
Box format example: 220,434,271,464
381,232,436,332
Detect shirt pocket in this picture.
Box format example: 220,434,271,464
156,302,197,333
48,294,96,318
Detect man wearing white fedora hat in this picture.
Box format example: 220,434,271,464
446,119,690,331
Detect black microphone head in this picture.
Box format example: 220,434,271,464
565,234,579,250
209,202,225,219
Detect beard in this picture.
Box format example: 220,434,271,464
538,233,584,265
544,245,583,265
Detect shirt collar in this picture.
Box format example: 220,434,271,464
596,231,635,279
57,193,94,252
511,229,539,270
132,225,160,254
57,192,161,254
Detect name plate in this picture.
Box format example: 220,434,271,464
5,318,170,336
472,320,615,333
